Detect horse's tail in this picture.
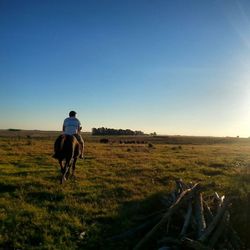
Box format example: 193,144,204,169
63,135,75,161
53,134,67,159
53,134,77,161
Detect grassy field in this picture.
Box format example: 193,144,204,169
0,130,249,249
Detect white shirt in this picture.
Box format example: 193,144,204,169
63,117,81,135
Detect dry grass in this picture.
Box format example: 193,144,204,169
0,132,249,249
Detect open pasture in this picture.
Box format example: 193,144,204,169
0,131,249,249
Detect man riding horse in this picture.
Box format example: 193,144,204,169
62,110,84,159
52,111,84,183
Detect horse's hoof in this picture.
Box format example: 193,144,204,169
61,177,67,184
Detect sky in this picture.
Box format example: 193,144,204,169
1,0,250,137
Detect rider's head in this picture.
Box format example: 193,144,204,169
69,111,77,117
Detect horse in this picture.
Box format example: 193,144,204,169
53,134,81,184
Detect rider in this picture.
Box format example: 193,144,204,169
63,111,84,159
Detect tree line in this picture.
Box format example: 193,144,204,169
92,127,144,136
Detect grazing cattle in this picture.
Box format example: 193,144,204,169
53,134,81,184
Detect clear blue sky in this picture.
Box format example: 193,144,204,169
1,0,250,136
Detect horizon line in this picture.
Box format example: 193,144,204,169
0,128,247,139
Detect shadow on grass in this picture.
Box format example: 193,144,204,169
209,163,227,169
0,169,56,179
9,161,33,168
201,168,223,176
229,172,250,248
26,191,65,205
77,192,166,250
0,183,17,193
78,178,250,250
230,194,250,249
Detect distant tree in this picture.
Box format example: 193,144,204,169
92,127,144,136
150,132,157,136
8,128,21,131
92,128,97,135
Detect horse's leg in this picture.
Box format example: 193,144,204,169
59,160,64,174
72,158,77,177
66,160,72,179
61,160,70,184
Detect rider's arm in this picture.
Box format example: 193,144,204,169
78,119,82,133
78,126,82,133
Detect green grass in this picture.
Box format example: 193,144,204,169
0,133,249,249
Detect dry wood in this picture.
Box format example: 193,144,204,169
220,195,225,203
175,179,184,193
214,192,220,201
227,225,244,250
166,215,171,234
203,200,214,223
214,192,225,212
182,237,213,250
158,246,172,250
176,178,190,191
161,191,177,208
175,180,183,195
226,241,236,250
123,180,243,250
133,183,201,250
194,191,206,237
158,236,181,246
180,202,192,237
180,179,191,189
199,199,230,242
209,210,229,247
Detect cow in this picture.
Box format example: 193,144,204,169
53,134,81,184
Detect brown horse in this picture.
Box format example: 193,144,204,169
53,134,80,184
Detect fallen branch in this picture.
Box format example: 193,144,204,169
180,202,192,237
133,183,201,250
209,210,229,247
182,237,213,250
158,236,181,246
199,199,230,242
203,200,214,224
227,225,244,250
111,179,245,250
194,191,206,237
